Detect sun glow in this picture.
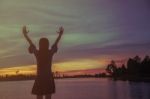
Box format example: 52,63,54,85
0,59,106,76
0,65,36,76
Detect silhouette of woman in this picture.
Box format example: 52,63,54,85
22,26,64,99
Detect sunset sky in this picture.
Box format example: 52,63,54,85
0,0,150,75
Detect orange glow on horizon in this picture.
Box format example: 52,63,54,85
0,59,107,76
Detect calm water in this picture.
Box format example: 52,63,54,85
0,78,150,99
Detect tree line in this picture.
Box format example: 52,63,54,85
106,55,150,81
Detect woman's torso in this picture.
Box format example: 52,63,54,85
35,50,54,77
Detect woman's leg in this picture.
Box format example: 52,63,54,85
37,95,43,99
45,94,52,99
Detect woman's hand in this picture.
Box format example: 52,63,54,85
57,27,64,35
22,26,29,35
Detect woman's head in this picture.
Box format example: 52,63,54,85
39,38,49,51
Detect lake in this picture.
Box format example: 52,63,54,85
0,78,150,99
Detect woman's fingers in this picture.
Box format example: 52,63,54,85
59,26,64,33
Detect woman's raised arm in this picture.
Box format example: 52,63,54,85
53,26,64,46
22,26,34,45
51,27,64,53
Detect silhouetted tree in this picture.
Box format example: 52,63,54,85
116,64,127,76
140,55,150,77
106,60,117,77
127,56,141,76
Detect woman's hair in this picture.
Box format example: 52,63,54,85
39,38,49,51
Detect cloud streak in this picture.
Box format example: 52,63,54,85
0,0,150,72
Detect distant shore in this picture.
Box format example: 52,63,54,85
1,74,150,83
0,73,105,82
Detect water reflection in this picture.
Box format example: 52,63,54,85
0,79,150,99
105,79,150,99
107,80,118,99
106,79,130,99
128,82,150,99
